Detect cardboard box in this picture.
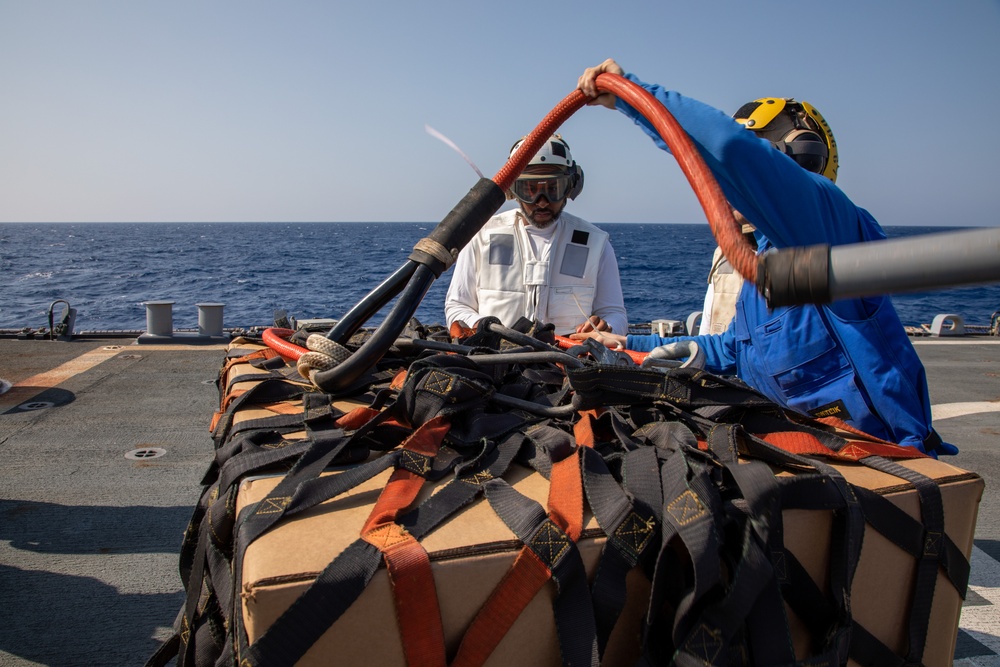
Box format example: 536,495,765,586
235,455,982,666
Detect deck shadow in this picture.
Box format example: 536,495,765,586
0,563,181,665
0,498,192,554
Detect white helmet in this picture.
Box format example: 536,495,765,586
509,134,577,169
508,134,585,201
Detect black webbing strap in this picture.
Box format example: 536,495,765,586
215,438,311,494
210,378,309,446
850,620,909,667
669,433,796,666
566,364,778,414
856,456,945,665
851,484,970,595
221,348,296,390
482,477,600,667
749,429,863,663
645,444,725,662
579,446,658,656
704,424,798,665
397,431,522,538
220,405,333,445
518,422,576,479
144,633,181,667
232,408,396,548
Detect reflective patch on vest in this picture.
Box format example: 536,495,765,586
560,244,589,278
571,229,590,245
489,234,514,265
809,399,852,421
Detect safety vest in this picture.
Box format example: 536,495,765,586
472,210,608,334
706,246,744,334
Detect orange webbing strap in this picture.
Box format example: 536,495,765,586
336,405,383,431
449,548,553,667
390,368,409,391
450,321,477,340
362,415,450,667
450,411,595,667
814,415,905,446
758,426,927,462
257,400,305,416
219,347,279,384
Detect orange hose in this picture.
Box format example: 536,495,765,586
262,327,307,361
269,77,753,368
492,74,755,282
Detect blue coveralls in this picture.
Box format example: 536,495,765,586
618,73,954,455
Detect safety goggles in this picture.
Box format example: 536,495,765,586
511,174,573,204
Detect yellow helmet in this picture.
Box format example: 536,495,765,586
733,98,839,183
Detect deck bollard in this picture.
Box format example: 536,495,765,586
652,319,685,337
143,301,175,337
196,303,225,337
686,311,703,337
930,313,966,337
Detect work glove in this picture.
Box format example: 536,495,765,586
640,340,706,370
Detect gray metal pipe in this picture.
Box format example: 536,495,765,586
760,227,1000,307
829,227,1000,300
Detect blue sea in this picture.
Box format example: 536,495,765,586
1,222,997,332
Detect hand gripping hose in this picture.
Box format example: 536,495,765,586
295,73,751,394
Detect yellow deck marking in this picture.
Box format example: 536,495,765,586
0,344,227,412
0,346,124,411
932,401,1000,421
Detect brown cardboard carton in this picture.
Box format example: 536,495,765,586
783,458,982,666
235,455,982,666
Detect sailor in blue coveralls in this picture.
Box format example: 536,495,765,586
573,58,956,457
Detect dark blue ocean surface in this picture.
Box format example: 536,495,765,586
1,222,997,331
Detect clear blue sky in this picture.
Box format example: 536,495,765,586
2,1,998,226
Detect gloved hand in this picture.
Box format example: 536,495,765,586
641,340,706,370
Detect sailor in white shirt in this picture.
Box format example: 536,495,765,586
445,135,628,336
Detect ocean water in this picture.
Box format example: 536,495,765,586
1,222,997,332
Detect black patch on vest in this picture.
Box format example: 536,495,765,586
808,399,852,421
571,230,590,246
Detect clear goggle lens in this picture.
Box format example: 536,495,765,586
511,175,572,204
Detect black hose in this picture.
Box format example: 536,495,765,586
312,263,436,393
314,180,506,393
325,262,417,344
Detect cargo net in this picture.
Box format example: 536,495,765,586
148,317,975,667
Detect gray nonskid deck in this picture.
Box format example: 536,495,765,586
0,337,997,665
1,339,223,666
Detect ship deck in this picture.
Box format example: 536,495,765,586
0,335,998,666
